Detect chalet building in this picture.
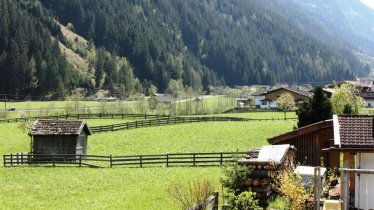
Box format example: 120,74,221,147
249,89,268,108
328,115,374,209
258,87,312,109
29,119,91,155
268,115,374,209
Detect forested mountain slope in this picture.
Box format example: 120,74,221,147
0,0,371,98
257,0,374,55
0,0,141,99
0,0,85,98
42,0,369,89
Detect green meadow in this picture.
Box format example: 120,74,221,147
0,113,296,209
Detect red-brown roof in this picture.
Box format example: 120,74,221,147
337,115,374,147
29,119,91,136
259,87,313,98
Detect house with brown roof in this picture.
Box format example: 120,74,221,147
29,119,91,155
268,115,374,209
258,87,313,109
328,115,374,209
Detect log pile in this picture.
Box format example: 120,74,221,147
238,144,296,205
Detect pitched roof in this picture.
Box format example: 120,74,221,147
268,120,333,144
334,115,374,148
29,119,91,136
259,87,313,98
249,89,268,96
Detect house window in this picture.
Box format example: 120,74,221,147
368,92,374,97
262,101,267,105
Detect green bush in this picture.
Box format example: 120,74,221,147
233,191,261,210
267,196,289,210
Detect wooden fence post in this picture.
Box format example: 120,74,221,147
193,153,196,166
317,167,321,209
220,152,223,165
111,125,114,131
212,192,219,210
166,153,169,167
343,171,349,210
140,155,143,168
52,153,55,167
3,155,6,167
110,155,112,168
79,154,82,167
10,153,13,166
28,153,31,165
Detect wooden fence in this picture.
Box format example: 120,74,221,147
3,152,246,168
90,116,297,133
0,113,165,124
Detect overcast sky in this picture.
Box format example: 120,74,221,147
361,0,374,10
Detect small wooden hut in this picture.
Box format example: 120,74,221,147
29,119,91,155
267,120,338,168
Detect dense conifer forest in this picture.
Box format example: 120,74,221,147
0,0,370,98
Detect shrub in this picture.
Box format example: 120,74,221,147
233,191,261,210
267,196,289,210
166,179,214,210
273,167,314,210
220,163,250,196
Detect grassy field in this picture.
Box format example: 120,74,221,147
205,111,297,119
0,114,296,209
0,96,237,118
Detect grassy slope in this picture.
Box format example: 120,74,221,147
0,167,222,209
0,116,296,209
90,120,295,155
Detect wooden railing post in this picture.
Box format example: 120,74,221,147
212,192,219,210
21,153,24,165
166,153,169,167
193,153,196,166
342,171,349,210
79,154,82,167
28,153,31,165
52,153,55,167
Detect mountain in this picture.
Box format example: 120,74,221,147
0,0,371,98
257,0,374,55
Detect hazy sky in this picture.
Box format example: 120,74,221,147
361,0,374,10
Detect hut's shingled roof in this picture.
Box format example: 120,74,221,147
338,115,374,147
29,119,91,136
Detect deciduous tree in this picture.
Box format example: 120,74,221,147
331,83,365,115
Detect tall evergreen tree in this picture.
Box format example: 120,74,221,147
297,86,332,127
